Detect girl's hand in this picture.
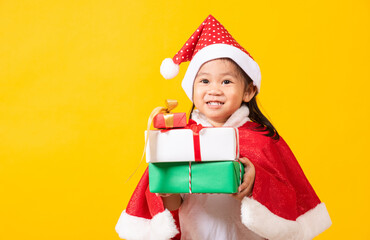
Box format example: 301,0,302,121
156,193,173,198
156,193,182,211
232,157,255,201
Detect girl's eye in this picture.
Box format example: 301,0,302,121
200,79,209,84
222,80,232,84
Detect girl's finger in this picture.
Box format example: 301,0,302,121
238,182,249,192
232,189,250,201
239,157,253,166
156,193,172,198
233,182,253,200
234,157,255,199
238,174,254,192
239,170,254,191
239,184,253,197
240,158,255,176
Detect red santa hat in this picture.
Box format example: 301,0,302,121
160,14,261,101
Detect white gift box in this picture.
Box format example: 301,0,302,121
145,127,239,163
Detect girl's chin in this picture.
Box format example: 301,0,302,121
207,118,227,127
203,114,229,126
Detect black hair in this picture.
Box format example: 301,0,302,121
190,58,280,140
245,97,280,140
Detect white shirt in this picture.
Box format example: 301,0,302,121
179,194,264,240
179,106,264,240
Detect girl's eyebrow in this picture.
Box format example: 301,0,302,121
196,72,237,77
196,72,210,77
220,72,237,77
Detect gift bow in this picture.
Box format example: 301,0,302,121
150,99,178,129
126,99,180,182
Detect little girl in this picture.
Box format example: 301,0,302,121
116,15,332,240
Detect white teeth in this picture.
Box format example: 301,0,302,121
207,102,223,105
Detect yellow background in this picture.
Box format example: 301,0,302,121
1,0,369,239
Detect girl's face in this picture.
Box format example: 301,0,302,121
193,59,255,127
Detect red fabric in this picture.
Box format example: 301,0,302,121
186,120,204,162
172,15,254,65
124,120,322,237
125,169,181,240
170,209,181,240
153,113,187,129
239,121,321,220
126,168,164,219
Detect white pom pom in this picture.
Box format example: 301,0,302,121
160,58,179,79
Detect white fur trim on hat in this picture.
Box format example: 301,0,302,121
181,44,261,101
160,58,180,79
241,198,332,240
115,209,179,240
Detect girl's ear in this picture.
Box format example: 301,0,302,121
243,84,257,103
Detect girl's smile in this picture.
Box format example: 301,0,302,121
193,59,255,127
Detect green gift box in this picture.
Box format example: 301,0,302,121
149,161,244,194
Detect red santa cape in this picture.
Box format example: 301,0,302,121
116,107,331,240
238,123,331,239
115,168,180,240
116,168,180,240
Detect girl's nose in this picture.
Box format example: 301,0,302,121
207,87,222,96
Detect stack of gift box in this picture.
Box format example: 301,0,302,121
146,109,244,194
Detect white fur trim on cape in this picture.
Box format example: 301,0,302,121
115,209,179,240
182,44,261,101
191,104,250,128
241,197,332,240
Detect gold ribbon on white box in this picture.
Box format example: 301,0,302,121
126,99,179,182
